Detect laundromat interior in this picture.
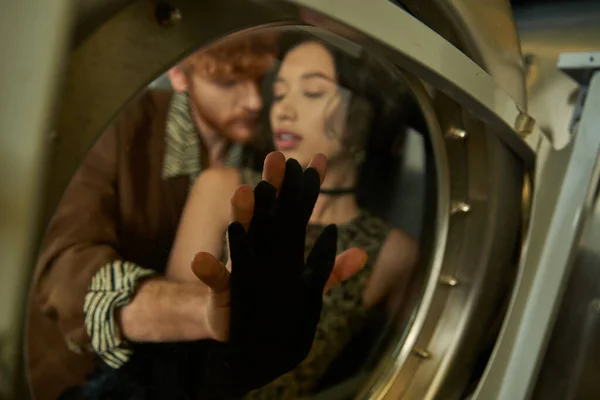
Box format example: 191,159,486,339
1,0,600,399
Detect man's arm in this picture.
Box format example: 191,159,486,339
34,113,124,352
33,102,215,369
117,277,210,342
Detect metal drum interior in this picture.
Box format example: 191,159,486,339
1,0,537,399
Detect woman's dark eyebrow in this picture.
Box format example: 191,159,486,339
301,72,334,81
274,72,334,83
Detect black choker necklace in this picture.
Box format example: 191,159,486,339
319,187,356,196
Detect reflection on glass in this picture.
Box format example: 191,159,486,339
27,26,427,400
245,31,420,398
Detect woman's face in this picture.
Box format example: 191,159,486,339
270,41,348,167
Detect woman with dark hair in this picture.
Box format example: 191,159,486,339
166,30,419,399
61,30,419,400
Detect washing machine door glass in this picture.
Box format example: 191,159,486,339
23,1,532,400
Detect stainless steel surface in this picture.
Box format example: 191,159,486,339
0,1,75,398
439,275,460,287
473,72,600,400
375,84,523,400
433,0,528,110
412,349,432,359
71,0,134,44
446,128,468,140
397,0,527,111
530,71,600,400
451,202,471,215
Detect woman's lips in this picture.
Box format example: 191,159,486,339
274,131,303,150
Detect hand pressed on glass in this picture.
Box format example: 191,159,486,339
190,152,368,397
190,152,367,344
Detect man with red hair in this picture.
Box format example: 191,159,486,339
27,31,279,400
28,29,366,399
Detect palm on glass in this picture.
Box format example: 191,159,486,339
194,153,367,397
231,159,335,364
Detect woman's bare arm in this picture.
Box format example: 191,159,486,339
362,229,419,310
166,168,240,282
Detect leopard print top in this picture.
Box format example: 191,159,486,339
238,169,390,400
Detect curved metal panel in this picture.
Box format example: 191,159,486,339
376,90,523,400
533,175,600,399
71,0,135,44
434,0,528,110
474,73,600,400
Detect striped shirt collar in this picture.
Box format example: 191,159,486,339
162,91,243,182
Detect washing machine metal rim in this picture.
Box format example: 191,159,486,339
5,0,549,399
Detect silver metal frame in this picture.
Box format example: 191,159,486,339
532,77,600,397
15,0,533,399
474,72,600,400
